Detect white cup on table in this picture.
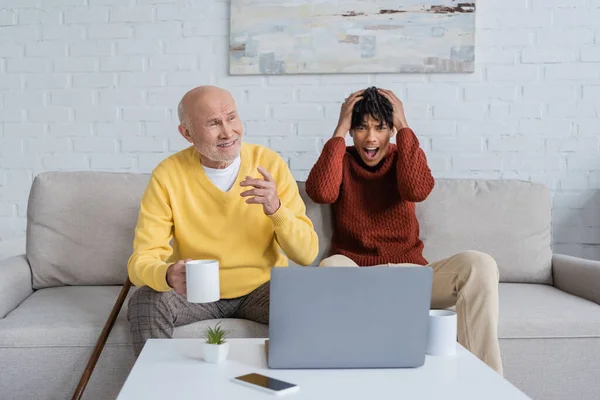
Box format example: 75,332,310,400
426,310,457,356
185,260,220,303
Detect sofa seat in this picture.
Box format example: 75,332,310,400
4,283,600,349
1,283,600,400
0,286,268,348
498,283,600,400
0,286,269,400
498,283,600,339
0,286,131,347
4,283,600,346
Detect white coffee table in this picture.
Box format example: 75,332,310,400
117,338,530,399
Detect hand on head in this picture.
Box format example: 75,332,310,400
334,89,364,138
337,87,408,167
376,88,408,131
334,87,407,139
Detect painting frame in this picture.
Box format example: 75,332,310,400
229,0,476,75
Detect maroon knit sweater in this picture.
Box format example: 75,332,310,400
305,128,435,266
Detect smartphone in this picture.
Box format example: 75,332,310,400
232,373,299,396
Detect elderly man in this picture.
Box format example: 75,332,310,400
127,86,318,355
305,87,503,374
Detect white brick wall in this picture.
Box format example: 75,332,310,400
1,0,600,260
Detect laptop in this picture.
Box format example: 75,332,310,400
268,266,433,369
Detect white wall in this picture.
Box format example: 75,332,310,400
0,236,25,260
0,0,599,259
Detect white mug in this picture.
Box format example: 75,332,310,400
185,260,220,303
426,309,457,356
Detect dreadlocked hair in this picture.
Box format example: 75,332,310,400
350,86,394,131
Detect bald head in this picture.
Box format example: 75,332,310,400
178,86,234,125
177,85,243,168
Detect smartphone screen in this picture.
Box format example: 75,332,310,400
234,373,297,391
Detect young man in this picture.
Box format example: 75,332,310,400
305,87,503,375
127,86,318,356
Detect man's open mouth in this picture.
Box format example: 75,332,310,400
363,147,380,160
217,139,237,148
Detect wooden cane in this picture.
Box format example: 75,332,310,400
72,278,133,400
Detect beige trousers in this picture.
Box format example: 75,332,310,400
320,250,503,375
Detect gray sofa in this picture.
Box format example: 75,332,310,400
1,171,599,400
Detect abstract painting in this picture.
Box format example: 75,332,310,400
229,0,476,75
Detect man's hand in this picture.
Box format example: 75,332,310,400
333,89,364,138
166,258,191,296
377,88,408,131
240,167,281,215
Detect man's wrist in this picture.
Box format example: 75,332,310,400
266,198,282,216
165,265,173,288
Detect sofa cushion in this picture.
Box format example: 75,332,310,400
499,337,600,400
26,172,552,285
416,179,552,284
27,172,150,288
498,283,600,339
4,284,599,348
0,286,268,348
294,182,332,266
0,345,135,400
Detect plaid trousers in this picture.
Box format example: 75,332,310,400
127,282,270,356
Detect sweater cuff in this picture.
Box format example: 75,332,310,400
153,262,172,292
268,203,295,228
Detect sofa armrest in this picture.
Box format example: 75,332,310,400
553,253,600,305
0,255,33,318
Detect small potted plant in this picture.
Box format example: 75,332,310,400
202,322,230,363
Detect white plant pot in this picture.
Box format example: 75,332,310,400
203,342,229,364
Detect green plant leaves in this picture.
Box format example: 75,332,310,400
203,322,230,345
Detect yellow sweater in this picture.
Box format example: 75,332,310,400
127,143,319,298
